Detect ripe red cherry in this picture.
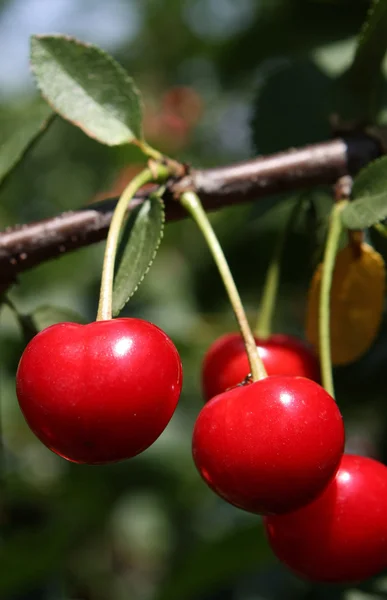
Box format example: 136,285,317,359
192,375,344,515
202,333,320,401
16,318,183,465
264,455,387,583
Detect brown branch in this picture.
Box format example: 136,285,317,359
0,134,381,287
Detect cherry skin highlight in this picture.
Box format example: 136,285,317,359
16,318,183,464
264,454,387,583
192,376,344,515
202,333,320,401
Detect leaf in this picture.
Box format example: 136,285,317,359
251,59,333,155
4,299,86,344
341,156,387,230
306,243,385,366
112,194,165,316
30,305,86,331
0,100,53,187
219,1,368,86
343,0,387,120
154,523,272,600
30,34,143,146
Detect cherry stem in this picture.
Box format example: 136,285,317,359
374,222,387,237
135,139,164,162
319,200,348,398
180,190,267,382
255,197,305,339
97,164,170,321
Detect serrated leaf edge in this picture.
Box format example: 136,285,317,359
341,155,387,229
30,33,144,146
112,194,165,316
0,106,55,187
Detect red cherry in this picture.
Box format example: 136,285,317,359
192,376,344,515
16,318,183,465
264,455,387,583
202,333,320,401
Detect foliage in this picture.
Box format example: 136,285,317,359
342,155,387,229
112,191,165,316
30,35,143,146
0,100,53,186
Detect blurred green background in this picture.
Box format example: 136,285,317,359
1,0,387,598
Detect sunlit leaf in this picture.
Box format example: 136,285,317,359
342,156,387,230
30,35,143,146
306,243,385,365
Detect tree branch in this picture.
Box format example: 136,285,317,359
0,134,381,286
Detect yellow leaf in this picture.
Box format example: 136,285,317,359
306,243,385,366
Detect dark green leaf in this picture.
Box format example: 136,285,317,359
3,299,85,343
219,1,368,86
341,0,387,120
14,305,86,344
341,156,387,229
112,194,165,316
251,59,333,155
155,523,272,600
30,305,86,331
0,101,53,187
30,34,143,146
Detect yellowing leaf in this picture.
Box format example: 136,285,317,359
306,243,385,366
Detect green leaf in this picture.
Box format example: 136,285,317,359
30,34,143,146
218,2,368,86
341,156,387,229
251,59,333,155
30,305,86,331
342,0,387,120
154,523,272,600
17,305,86,344
0,101,53,187
112,193,165,316
4,298,85,343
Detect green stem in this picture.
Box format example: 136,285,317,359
374,222,387,238
319,200,348,398
255,197,304,338
136,140,164,162
97,165,170,321
180,191,267,382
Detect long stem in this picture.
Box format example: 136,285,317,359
255,197,304,338
97,165,169,321
319,200,348,398
180,191,267,382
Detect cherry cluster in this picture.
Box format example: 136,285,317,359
15,319,387,584
197,332,387,583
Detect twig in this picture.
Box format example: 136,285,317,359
0,134,381,286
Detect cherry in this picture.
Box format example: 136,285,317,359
264,455,387,583
202,333,320,401
192,375,344,515
16,318,183,465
